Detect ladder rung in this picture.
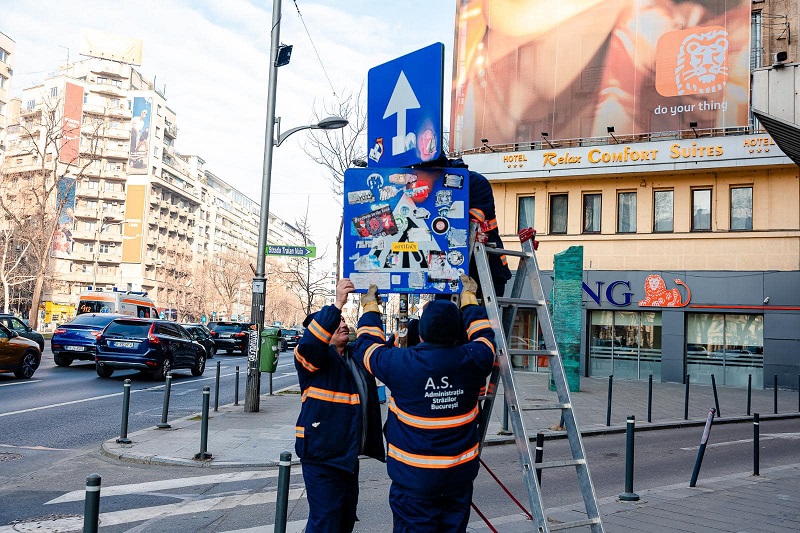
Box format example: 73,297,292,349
485,247,530,258
548,517,602,531
535,458,585,469
507,349,558,357
497,297,546,307
521,403,570,411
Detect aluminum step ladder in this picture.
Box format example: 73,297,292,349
472,229,604,533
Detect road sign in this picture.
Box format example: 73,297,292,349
367,43,444,168
265,245,316,258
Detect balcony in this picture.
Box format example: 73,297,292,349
149,195,160,206
105,126,130,140
98,233,123,244
101,211,124,223
159,200,169,210
70,251,94,262
96,254,122,265
20,106,41,117
108,105,131,119
103,145,129,159
71,229,97,241
90,85,125,98
164,123,178,138
168,204,178,214
146,235,157,246
99,190,125,201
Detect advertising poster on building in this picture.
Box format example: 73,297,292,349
450,0,751,152
59,82,83,164
343,167,470,295
51,177,75,259
121,184,146,263
128,96,151,174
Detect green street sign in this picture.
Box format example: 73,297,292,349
266,245,316,258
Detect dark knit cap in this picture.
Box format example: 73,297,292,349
418,300,461,345
302,312,317,329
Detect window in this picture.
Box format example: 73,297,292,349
730,187,753,231
88,180,99,190
692,189,712,231
549,194,568,234
582,193,601,233
617,192,637,233
84,242,94,253
103,181,115,192
686,313,763,387
0,48,7,62
653,190,674,232
155,126,161,138
99,243,112,254
0,75,6,89
751,11,763,70
50,87,58,97
83,221,96,231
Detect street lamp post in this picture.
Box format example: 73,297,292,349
245,0,347,412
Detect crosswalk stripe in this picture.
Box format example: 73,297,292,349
46,470,297,504
220,520,306,533
0,488,306,533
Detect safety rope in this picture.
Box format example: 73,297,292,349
480,458,534,520
470,501,499,533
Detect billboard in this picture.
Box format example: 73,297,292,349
128,96,151,174
121,184,146,263
450,0,751,152
343,167,470,295
80,29,143,66
52,177,76,259
59,82,83,164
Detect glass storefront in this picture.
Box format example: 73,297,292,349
589,311,662,380
686,313,763,387
509,308,547,372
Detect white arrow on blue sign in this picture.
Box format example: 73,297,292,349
367,43,444,168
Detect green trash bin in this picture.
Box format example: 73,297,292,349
259,327,281,373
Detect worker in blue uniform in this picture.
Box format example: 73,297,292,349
294,278,385,533
355,275,496,532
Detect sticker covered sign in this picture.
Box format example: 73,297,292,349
343,167,470,294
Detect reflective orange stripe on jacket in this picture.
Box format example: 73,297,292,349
475,336,496,354
307,319,332,344
357,325,386,342
295,426,305,438
294,346,319,372
387,442,480,469
467,319,492,338
301,386,360,405
362,342,381,374
388,397,479,430
469,208,486,222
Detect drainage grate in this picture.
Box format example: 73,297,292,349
0,452,22,462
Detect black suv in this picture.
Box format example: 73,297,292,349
208,322,255,354
184,324,216,358
0,314,45,351
281,328,301,351
96,319,206,380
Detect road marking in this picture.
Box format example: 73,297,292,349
0,488,307,532
46,470,290,504
220,521,306,533
0,379,41,387
680,432,800,450
0,443,70,451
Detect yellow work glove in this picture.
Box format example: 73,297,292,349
460,274,479,308
361,284,382,314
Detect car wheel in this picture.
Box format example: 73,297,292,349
54,354,73,367
14,350,40,379
96,364,114,378
191,350,206,377
154,358,172,381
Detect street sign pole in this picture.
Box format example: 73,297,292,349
247,0,282,413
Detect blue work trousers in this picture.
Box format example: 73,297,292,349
389,482,474,533
302,461,360,533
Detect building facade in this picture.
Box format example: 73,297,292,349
0,32,15,169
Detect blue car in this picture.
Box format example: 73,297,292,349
51,313,126,367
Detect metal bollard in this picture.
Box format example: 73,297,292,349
235,365,240,406
753,413,760,476
500,398,512,435
747,374,752,416
689,407,716,487
157,373,173,429
214,361,221,412
606,375,613,426
647,374,653,423
711,374,721,417
684,374,690,420
798,375,799,413
619,416,639,501
774,374,778,414
83,473,101,533
534,432,544,486
116,379,132,444
274,451,292,533
195,386,213,460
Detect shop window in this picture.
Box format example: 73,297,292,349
617,192,637,233
549,194,568,234
582,193,601,233
517,196,535,232
686,313,763,387
691,189,712,231
730,186,753,231
653,190,674,232
509,308,546,372
589,310,661,381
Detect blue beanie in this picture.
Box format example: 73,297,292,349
419,300,461,346
302,312,317,328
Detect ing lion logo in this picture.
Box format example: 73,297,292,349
655,26,729,97
638,275,691,308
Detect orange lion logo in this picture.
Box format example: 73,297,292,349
638,275,691,307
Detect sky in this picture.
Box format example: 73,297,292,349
3,0,457,266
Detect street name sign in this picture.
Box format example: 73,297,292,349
266,245,316,258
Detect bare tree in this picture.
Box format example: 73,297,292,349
281,208,333,318
264,257,302,325
0,226,36,313
210,248,254,320
0,94,104,328
302,86,367,281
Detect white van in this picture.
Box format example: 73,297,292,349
77,288,159,318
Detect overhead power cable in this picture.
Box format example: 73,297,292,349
292,0,337,97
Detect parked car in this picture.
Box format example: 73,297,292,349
0,314,44,351
208,322,255,354
0,323,41,379
281,328,301,351
95,319,206,380
184,324,216,358
51,313,126,367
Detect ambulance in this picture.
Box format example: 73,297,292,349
76,288,159,318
